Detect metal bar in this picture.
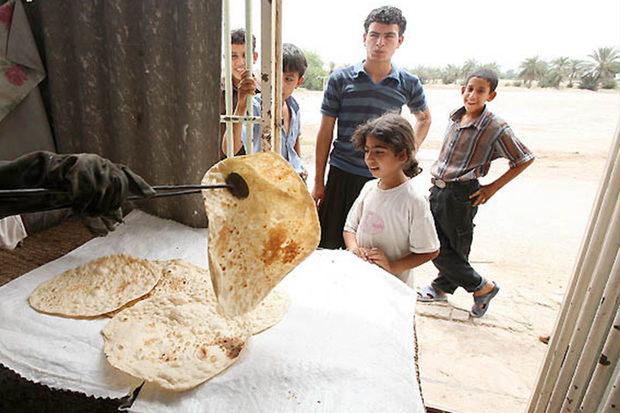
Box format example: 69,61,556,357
545,130,620,412
2,184,232,198
600,365,620,413
579,309,620,412
220,115,261,123
222,0,234,158
260,0,273,152
272,0,283,154
127,189,206,200
528,125,620,412
560,234,620,411
244,0,253,153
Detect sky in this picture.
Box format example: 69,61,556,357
229,0,620,72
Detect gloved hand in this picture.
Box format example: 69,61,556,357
0,152,155,231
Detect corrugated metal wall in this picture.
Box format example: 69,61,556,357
23,0,222,227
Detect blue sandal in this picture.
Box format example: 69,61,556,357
417,285,448,303
470,282,500,317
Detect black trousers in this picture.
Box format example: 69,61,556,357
429,180,487,294
318,166,373,249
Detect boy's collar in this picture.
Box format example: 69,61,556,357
452,105,490,128
355,61,399,80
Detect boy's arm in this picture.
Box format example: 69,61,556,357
221,70,256,155
294,135,308,181
366,248,439,275
294,134,301,157
470,158,534,207
312,115,337,208
412,108,432,148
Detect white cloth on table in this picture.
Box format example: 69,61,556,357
0,210,424,413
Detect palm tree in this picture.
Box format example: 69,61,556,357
566,59,586,88
518,56,548,88
587,47,619,85
551,57,570,83
441,64,460,85
460,59,479,78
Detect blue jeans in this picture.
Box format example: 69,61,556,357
429,181,487,294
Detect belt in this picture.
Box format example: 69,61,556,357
431,177,478,189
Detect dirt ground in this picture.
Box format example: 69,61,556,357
294,85,620,413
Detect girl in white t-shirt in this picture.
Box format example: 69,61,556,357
343,113,439,288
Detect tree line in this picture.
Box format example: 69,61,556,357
302,46,619,91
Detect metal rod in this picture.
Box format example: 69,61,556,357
220,115,261,123
260,0,273,153
222,0,234,158
272,0,283,155
559,216,620,411
578,296,620,412
244,0,254,154
0,184,232,198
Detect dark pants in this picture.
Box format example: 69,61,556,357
318,166,373,249
430,180,487,294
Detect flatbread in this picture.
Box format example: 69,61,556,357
29,254,160,317
106,258,289,335
202,151,320,317
106,259,214,317
246,289,290,334
102,294,250,391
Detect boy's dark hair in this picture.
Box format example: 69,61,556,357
352,112,421,178
283,43,308,78
364,6,407,36
231,28,256,53
467,69,499,92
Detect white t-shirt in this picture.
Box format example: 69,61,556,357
344,179,440,287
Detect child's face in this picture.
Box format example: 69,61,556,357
282,72,304,100
363,22,403,64
363,135,407,180
461,77,497,115
230,43,258,85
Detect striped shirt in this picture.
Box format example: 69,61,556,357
431,106,534,182
321,62,428,177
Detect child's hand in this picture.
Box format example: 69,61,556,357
470,183,499,206
366,248,393,274
237,69,257,103
348,246,371,261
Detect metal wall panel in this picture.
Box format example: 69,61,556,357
23,0,222,227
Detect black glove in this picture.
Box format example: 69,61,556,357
0,152,155,225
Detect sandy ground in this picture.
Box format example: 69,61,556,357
294,85,620,413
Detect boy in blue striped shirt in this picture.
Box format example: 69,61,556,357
312,5,432,249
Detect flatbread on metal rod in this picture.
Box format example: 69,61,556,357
28,254,161,317
201,151,320,317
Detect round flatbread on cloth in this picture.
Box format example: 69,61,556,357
29,254,161,317
106,259,214,317
102,294,250,391
202,151,320,317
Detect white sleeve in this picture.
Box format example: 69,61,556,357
409,192,440,253
343,181,373,233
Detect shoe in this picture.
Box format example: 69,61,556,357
417,285,448,302
470,282,500,317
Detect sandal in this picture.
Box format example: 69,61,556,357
416,285,448,302
470,282,500,317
